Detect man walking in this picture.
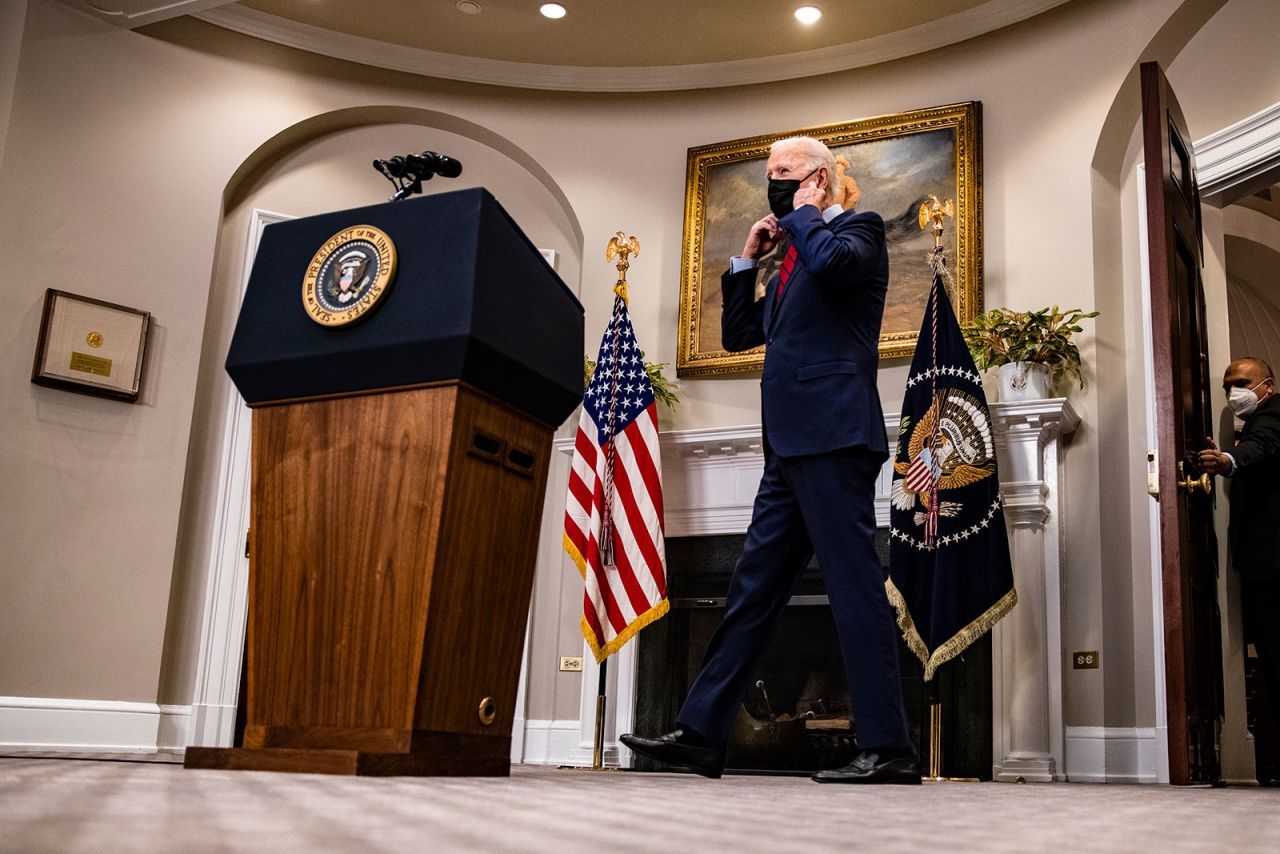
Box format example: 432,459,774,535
621,137,917,784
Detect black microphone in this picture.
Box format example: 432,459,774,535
372,150,463,201
403,151,463,180
377,155,410,178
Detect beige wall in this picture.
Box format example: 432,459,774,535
2,0,1278,738
0,0,25,168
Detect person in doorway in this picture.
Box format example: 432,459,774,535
621,137,918,784
1197,356,1280,784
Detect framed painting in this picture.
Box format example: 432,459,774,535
676,101,982,377
31,289,151,402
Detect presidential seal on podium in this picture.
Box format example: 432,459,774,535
302,225,397,326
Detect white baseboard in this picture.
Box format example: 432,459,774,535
1065,726,1158,783
517,720,597,767
188,702,238,748
0,696,191,753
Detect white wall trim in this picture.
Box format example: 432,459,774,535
1064,726,1159,784
194,0,1071,94
518,720,586,767
0,696,191,753
1136,163,1170,785
188,208,292,749
1196,100,1280,205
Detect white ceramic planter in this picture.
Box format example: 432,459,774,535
998,361,1052,401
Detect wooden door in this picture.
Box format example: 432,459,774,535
1142,61,1222,785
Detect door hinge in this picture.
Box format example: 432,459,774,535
244,529,251,559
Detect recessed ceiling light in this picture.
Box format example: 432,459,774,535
795,6,822,25
455,1,481,14
540,3,567,19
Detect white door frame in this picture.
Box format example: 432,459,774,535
187,209,291,747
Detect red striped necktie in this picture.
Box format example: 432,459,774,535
776,244,797,303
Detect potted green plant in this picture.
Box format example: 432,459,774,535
961,306,1099,401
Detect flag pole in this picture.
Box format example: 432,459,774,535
925,199,947,782
592,658,608,770
926,675,944,782
916,198,978,784
590,232,640,772
922,661,980,783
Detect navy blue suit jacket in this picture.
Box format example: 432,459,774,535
1229,393,1280,578
721,206,889,459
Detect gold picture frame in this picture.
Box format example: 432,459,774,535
676,102,982,377
31,289,151,403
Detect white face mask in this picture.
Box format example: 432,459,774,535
1227,378,1270,418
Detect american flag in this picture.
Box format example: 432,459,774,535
563,295,668,663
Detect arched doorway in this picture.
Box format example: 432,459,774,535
176,108,584,748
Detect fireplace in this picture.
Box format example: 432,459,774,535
631,532,992,776
551,406,1077,778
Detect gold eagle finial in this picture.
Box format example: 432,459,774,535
918,194,954,248
605,232,640,302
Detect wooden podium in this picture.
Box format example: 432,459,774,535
184,189,583,776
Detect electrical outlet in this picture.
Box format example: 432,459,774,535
1073,650,1100,669
559,656,584,672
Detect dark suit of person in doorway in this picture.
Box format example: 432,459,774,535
621,137,918,784
1197,356,1280,784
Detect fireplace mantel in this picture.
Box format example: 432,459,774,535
553,397,1078,777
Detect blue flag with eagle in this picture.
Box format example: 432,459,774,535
887,252,1015,681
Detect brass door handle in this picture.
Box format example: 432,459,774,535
1177,461,1212,495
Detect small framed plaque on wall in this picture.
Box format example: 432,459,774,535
31,289,151,403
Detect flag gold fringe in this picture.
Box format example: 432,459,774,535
564,533,671,664
564,532,588,577
885,578,1017,682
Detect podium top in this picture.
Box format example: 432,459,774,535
225,188,584,427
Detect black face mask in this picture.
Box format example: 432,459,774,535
766,168,818,218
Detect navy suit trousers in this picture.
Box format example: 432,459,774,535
676,447,911,750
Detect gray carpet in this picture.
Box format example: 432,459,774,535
2,757,1279,853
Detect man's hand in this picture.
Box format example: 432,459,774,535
1196,436,1232,475
792,184,826,211
742,214,782,260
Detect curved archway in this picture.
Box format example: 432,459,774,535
1083,0,1246,786
167,107,584,744
220,105,583,250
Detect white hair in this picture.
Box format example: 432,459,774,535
771,136,839,205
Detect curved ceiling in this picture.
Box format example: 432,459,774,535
237,0,999,67
66,0,1078,92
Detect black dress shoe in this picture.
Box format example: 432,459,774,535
620,729,726,779
811,749,922,784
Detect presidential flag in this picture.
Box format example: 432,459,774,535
887,252,1015,680
563,294,668,663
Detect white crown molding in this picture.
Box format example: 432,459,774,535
193,0,1072,93
56,0,236,28
1196,100,1280,205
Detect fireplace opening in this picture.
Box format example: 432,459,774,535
633,533,992,776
